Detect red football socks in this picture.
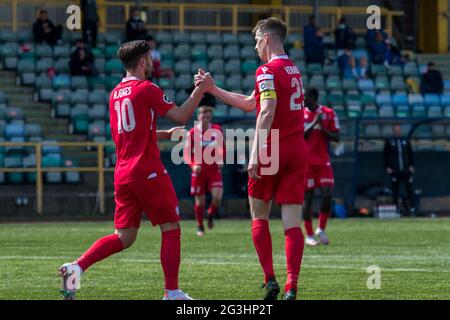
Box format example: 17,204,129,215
284,227,304,292
194,204,205,227
251,219,275,283
207,204,218,217
319,211,329,230
303,219,314,237
161,228,181,290
76,234,124,271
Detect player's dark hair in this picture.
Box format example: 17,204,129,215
252,17,287,42
118,40,150,70
305,88,319,102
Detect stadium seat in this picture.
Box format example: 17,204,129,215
444,106,450,118
229,108,245,117
54,103,70,118
328,91,344,106
376,92,392,106
174,44,190,60
64,159,80,184
408,94,424,106
88,104,107,120
396,105,410,118
89,76,106,90
222,33,239,45
326,76,342,90
375,76,389,91
306,63,322,75
105,76,122,90
365,124,381,137
411,105,426,117
53,45,71,59
4,155,24,184
381,125,394,137
424,94,441,107
191,60,208,74
322,64,339,76
289,49,304,61
224,45,240,60
42,153,63,184
387,65,403,77
309,75,325,90
403,62,419,77
158,77,174,90
156,31,173,44
0,91,8,104
432,124,445,137
190,33,206,45
54,58,70,73
379,105,395,117
6,107,24,121
347,104,362,118
224,59,240,75
105,59,123,74
36,58,53,73
205,33,222,45
35,45,53,58
342,78,358,91
25,124,42,139
225,75,242,91
0,30,17,42
23,154,36,183
392,92,408,106
70,90,89,105
191,44,207,60
370,64,387,77
242,75,255,91
358,79,375,91
105,45,120,59
175,90,189,105
240,46,257,60
174,74,192,90
208,59,225,75
362,105,378,118
174,59,191,74
35,73,52,89
241,60,258,74
207,45,223,60
390,76,407,91
214,104,229,117
428,106,442,117
71,76,89,90
173,32,190,44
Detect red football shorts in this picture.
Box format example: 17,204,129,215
305,163,335,191
114,173,180,228
248,134,308,205
190,166,223,196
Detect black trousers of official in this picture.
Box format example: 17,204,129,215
390,171,415,210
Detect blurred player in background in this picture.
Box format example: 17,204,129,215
59,40,212,300
183,95,224,236
303,88,340,246
195,17,307,300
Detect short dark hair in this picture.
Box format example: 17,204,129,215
118,40,150,70
145,35,155,42
305,88,319,102
252,17,287,42
428,62,435,67
39,9,48,14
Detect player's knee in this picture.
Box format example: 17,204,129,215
115,230,137,249
212,196,222,207
195,196,206,207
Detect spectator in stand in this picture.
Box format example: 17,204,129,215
384,39,407,67
69,39,95,76
126,8,147,42
421,62,444,94
334,17,356,51
366,27,387,45
32,9,62,45
368,30,386,64
81,0,99,47
337,47,367,79
145,35,174,79
303,17,325,65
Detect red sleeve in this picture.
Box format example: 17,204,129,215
146,82,175,116
328,109,340,132
255,65,276,96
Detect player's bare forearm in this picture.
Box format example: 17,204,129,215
166,87,205,124
250,99,276,164
156,130,171,140
210,86,256,112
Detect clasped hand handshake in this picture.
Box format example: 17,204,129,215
193,69,215,93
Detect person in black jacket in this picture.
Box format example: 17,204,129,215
421,62,444,94
81,0,99,47
126,8,147,42
32,10,62,45
334,17,356,50
69,39,95,76
383,125,416,214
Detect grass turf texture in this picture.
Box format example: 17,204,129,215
0,218,449,300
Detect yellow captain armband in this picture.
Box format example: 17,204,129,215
260,90,277,101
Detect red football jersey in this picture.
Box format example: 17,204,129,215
184,123,225,170
304,105,340,166
109,76,175,185
254,55,305,140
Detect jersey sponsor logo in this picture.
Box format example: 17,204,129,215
261,67,269,73
256,74,274,82
258,80,275,92
284,65,300,75
163,94,173,104
260,90,277,100
112,86,132,99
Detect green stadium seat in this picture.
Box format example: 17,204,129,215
54,103,70,118
94,58,106,74
91,47,104,59
191,60,208,74
42,153,63,183
213,74,226,89
23,154,36,183
70,90,89,104
35,45,53,58
105,59,123,74
362,105,378,118
224,45,240,60
375,76,389,91
214,104,228,117
342,78,358,91
104,32,123,45
396,105,410,118
173,32,190,44
17,43,36,59
289,49,304,61
388,65,403,77
224,59,240,75
371,64,387,77
333,105,346,119
156,31,173,44
208,59,225,75
159,44,174,60
326,76,342,90
71,114,89,134
6,107,24,121
88,104,107,120
328,91,344,106
71,76,89,90
17,58,35,73
158,77,174,90
206,33,222,45
0,91,8,104
309,75,325,90
174,74,192,90
175,90,189,105
207,45,223,60
0,42,18,58
25,124,42,139
360,92,376,105
0,30,17,42
105,45,120,59
88,76,106,90
379,105,394,117
106,76,121,90
5,136,25,155
411,105,426,117
229,108,245,117
428,106,443,117
36,58,53,73
306,63,322,75
64,159,80,184
225,75,242,91
52,74,71,90
35,73,52,89
403,62,419,77
174,44,190,60
189,33,206,44
174,59,191,74
242,75,255,91
54,58,70,73
365,124,381,137
444,106,450,118
4,155,24,184
347,104,362,118
390,76,407,91
53,44,71,58
241,60,258,74
191,45,207,60
238,33,254,45
222,33,238,45
240,46,257,60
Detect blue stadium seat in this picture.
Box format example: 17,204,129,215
5,123,25,139
392,92,408,106
424,94,441,106
408,94,424,106
358,79,375,91
441,94,450,107
376,92,392,106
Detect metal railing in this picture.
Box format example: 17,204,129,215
0,0,403,36
0,141,115,214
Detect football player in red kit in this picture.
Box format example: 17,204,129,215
195,17,307,300
58,40,212,300
303,88,340,246
184,100,224,236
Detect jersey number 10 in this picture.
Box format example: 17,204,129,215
114,98,136,133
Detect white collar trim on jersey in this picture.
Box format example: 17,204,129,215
269,54,289,62
121,76,141,82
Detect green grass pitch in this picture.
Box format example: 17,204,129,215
1,218,449,300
